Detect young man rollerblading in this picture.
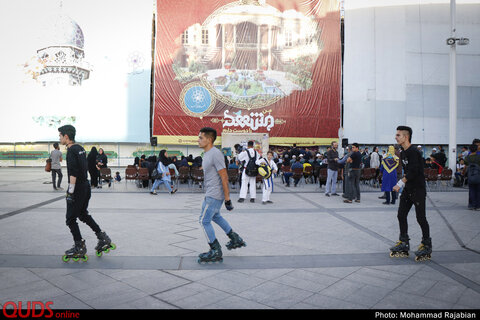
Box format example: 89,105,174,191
58,125,115,262
391,126,432,262
197,127,246,264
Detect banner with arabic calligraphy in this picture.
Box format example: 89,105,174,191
153,0,341,145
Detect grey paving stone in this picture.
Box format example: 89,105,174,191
69,281,149,309
0,168,479,309
237,281,313,309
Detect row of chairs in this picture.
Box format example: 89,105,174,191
120,165,454,191
280,166,379,187
425,168,453,191
125,165,206,189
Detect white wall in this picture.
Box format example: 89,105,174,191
343,0,480,145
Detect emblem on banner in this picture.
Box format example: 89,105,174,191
180,82,216,118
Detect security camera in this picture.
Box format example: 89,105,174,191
446,37,470,46
457,38,470,46
446,37,456,45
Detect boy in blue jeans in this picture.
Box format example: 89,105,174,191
197,127,246,263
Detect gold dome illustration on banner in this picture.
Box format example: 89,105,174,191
172,0,323,111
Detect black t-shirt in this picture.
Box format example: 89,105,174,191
66,144,88,184
400,145,426,190
350,151,362,168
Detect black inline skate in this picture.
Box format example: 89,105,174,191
198,239,223,264
414,238,432,262
95,231,116,257
62,239,88,262
389,236,410,258
225,230,246,250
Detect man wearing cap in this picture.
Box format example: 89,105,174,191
417,145,425,166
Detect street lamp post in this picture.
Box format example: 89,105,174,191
448,0,457,176
446,0,469,177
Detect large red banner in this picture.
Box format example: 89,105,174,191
153,0,341,145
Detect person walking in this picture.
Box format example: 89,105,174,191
50,142,63,190
237,141,260,203
197,127,246,264
344,143,362,203
380,146,399,205
325,141,339,196
58,125,114,261
390,125,432,262
150,150,177,195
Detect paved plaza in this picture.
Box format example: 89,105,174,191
0,168,479,310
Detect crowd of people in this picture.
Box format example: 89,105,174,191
48,138,480,211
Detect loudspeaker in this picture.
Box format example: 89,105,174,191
150,137,157,146
342,138,348,148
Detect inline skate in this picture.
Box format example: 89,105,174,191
94,231,116,257
414,238,432,262
62,239,88,262
389,236,410,258
225,230,246,250
198,239,223,264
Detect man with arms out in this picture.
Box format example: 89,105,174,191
390,125,432,261
197,127,246,264
58,125,114,261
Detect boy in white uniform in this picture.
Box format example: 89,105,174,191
256,151,278,204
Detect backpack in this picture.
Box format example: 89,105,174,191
258,158,272,179
468,163,480,184
244,150,259,177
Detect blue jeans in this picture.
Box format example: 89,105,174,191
469,183,480,209
199,197,232,244
325,169,338,194
151,177,172,193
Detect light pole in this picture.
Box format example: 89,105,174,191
446,0,469,176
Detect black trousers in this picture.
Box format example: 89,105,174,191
397,187,430,240
51,169,63,188
66,182,101,242
89,169,98,187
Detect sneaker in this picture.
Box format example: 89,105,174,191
262,201,267,205
325,193,330,197
237,198,245,203
250,199,255,203
266,200,273,204
331,193,339,196
355,199,361,203
343,199,352,203
150,191,157,195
